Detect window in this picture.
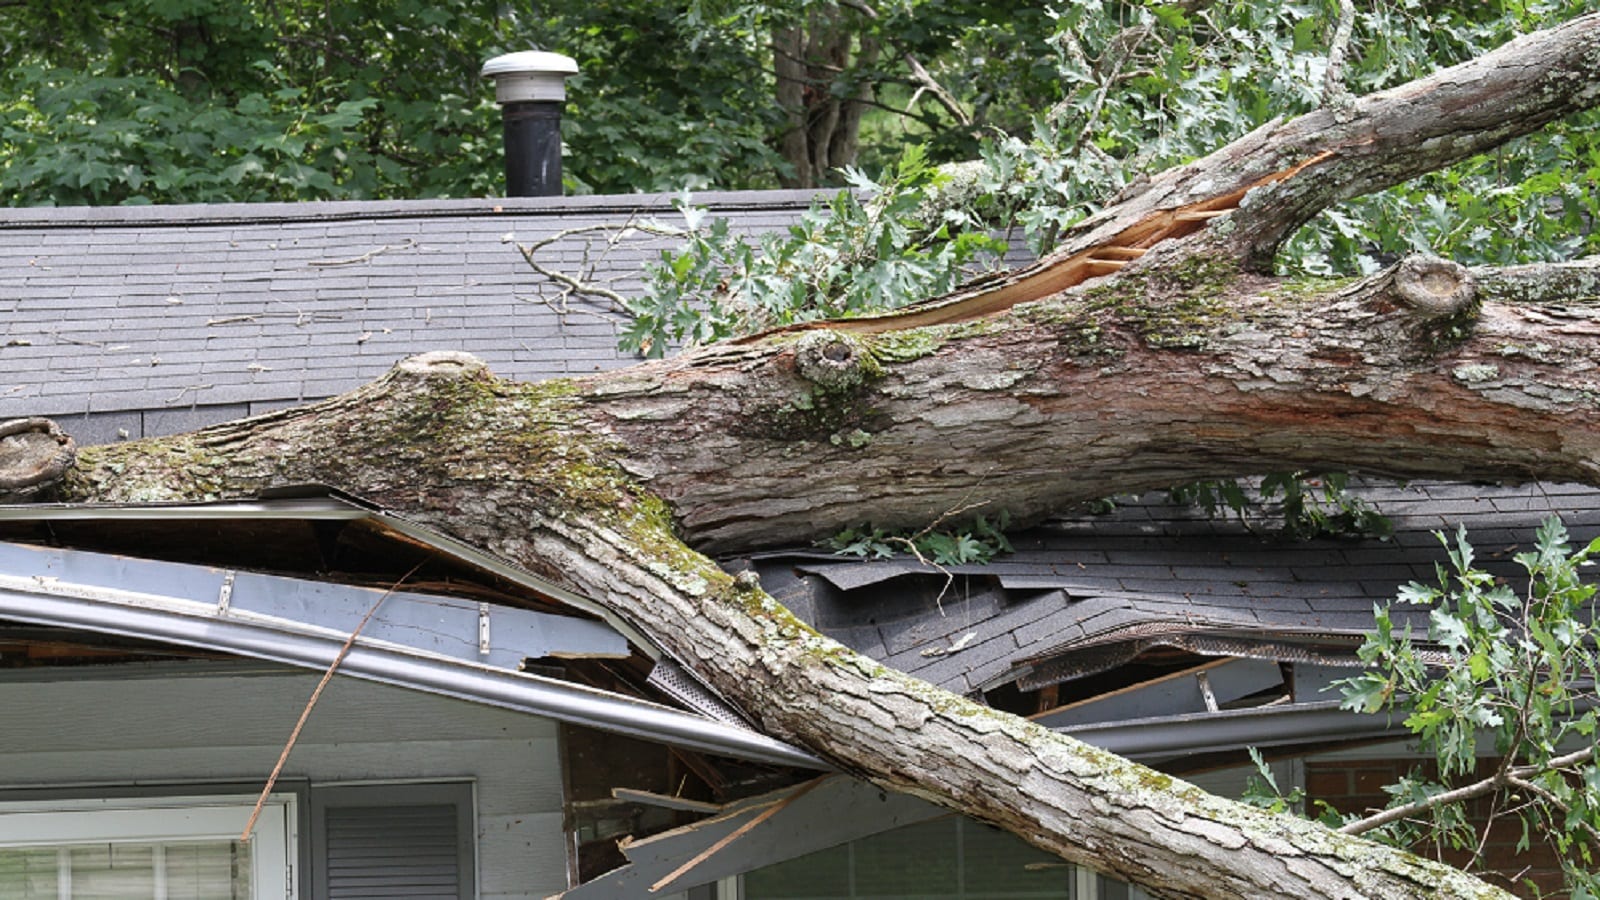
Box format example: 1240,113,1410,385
0,794,296,900
740,818,1150,900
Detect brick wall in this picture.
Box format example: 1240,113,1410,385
1306,758,1568,897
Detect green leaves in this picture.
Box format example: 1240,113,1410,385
825,512,1013,566
622,145,1006,354
1167,472,1392,541
1337,517,1600,892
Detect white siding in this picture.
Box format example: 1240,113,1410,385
0,669,568,899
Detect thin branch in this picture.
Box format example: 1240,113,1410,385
1341,744,1599,839
308,238,416,267
239,561,423,841
835,0,971,126
1322,0,1356,112
1504,773,1600,846
512,218,683,315
1339,771,1507,837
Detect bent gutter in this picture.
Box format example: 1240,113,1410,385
1057,700,1401,760
0,571,825,770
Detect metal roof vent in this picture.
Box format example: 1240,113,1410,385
480,51,579,198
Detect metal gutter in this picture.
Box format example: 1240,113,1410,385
0,569,825,770
0,497,659,657
1056,700,1401,760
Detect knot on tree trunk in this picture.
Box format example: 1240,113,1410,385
1392,254,1477,319
392,351,491,384
0,417,76,502
793,332,876,393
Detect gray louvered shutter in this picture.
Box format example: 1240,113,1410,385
312,784,475,900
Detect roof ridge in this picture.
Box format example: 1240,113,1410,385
0,189,828,230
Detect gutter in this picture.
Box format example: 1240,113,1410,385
0,568,825,770
1057,700,1403,760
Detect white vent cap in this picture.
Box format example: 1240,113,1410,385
481,51,579,104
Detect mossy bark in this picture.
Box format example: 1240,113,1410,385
51,253,1600,898
57,346,1512,899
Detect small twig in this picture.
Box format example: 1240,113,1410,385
512,218,683,317
166,384,215,404
1505,774,1600,845
307,238,417,267
239,562,424,841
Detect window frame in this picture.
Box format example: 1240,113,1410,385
0,791,299,899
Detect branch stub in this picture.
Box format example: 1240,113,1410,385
0,417,77,502
1393,254,1477,319
794,332,874,393
394,351,491,382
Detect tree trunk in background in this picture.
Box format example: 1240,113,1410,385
773,5,876,188
26,11,1600,899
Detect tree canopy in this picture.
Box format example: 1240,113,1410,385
5,0,1596,241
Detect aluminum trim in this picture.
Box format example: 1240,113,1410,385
0,575,824,770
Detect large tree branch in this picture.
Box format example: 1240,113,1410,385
568,253,1600,552
52,352,1513,898
788,12,1600,335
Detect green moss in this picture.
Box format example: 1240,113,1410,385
867,328,948,363
1268,275,1358,303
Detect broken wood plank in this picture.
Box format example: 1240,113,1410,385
1030,657,1284,730
648,777,828,893
611,788,724,814
552,777,945,899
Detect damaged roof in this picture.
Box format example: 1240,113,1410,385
740,480,1600,700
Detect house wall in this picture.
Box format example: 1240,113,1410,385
1305,757,1565,896
0,665,570,899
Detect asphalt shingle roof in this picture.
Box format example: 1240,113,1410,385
1,191,819,443
743,481,1600,696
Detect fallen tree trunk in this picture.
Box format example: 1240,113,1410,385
25,11,1600,900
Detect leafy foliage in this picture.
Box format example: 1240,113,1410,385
825,512,1013,566
621,146,1005,354
621,0,1598,351
1169,473,1392,541
1336,519,1600,895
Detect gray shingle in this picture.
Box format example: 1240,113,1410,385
1,191,826,423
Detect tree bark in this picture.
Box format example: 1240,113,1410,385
31,12,1600,899
772,4,876,188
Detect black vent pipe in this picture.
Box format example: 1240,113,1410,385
480,51,578,197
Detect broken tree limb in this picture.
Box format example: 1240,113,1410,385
780,11,1600,335
0,417,76,502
